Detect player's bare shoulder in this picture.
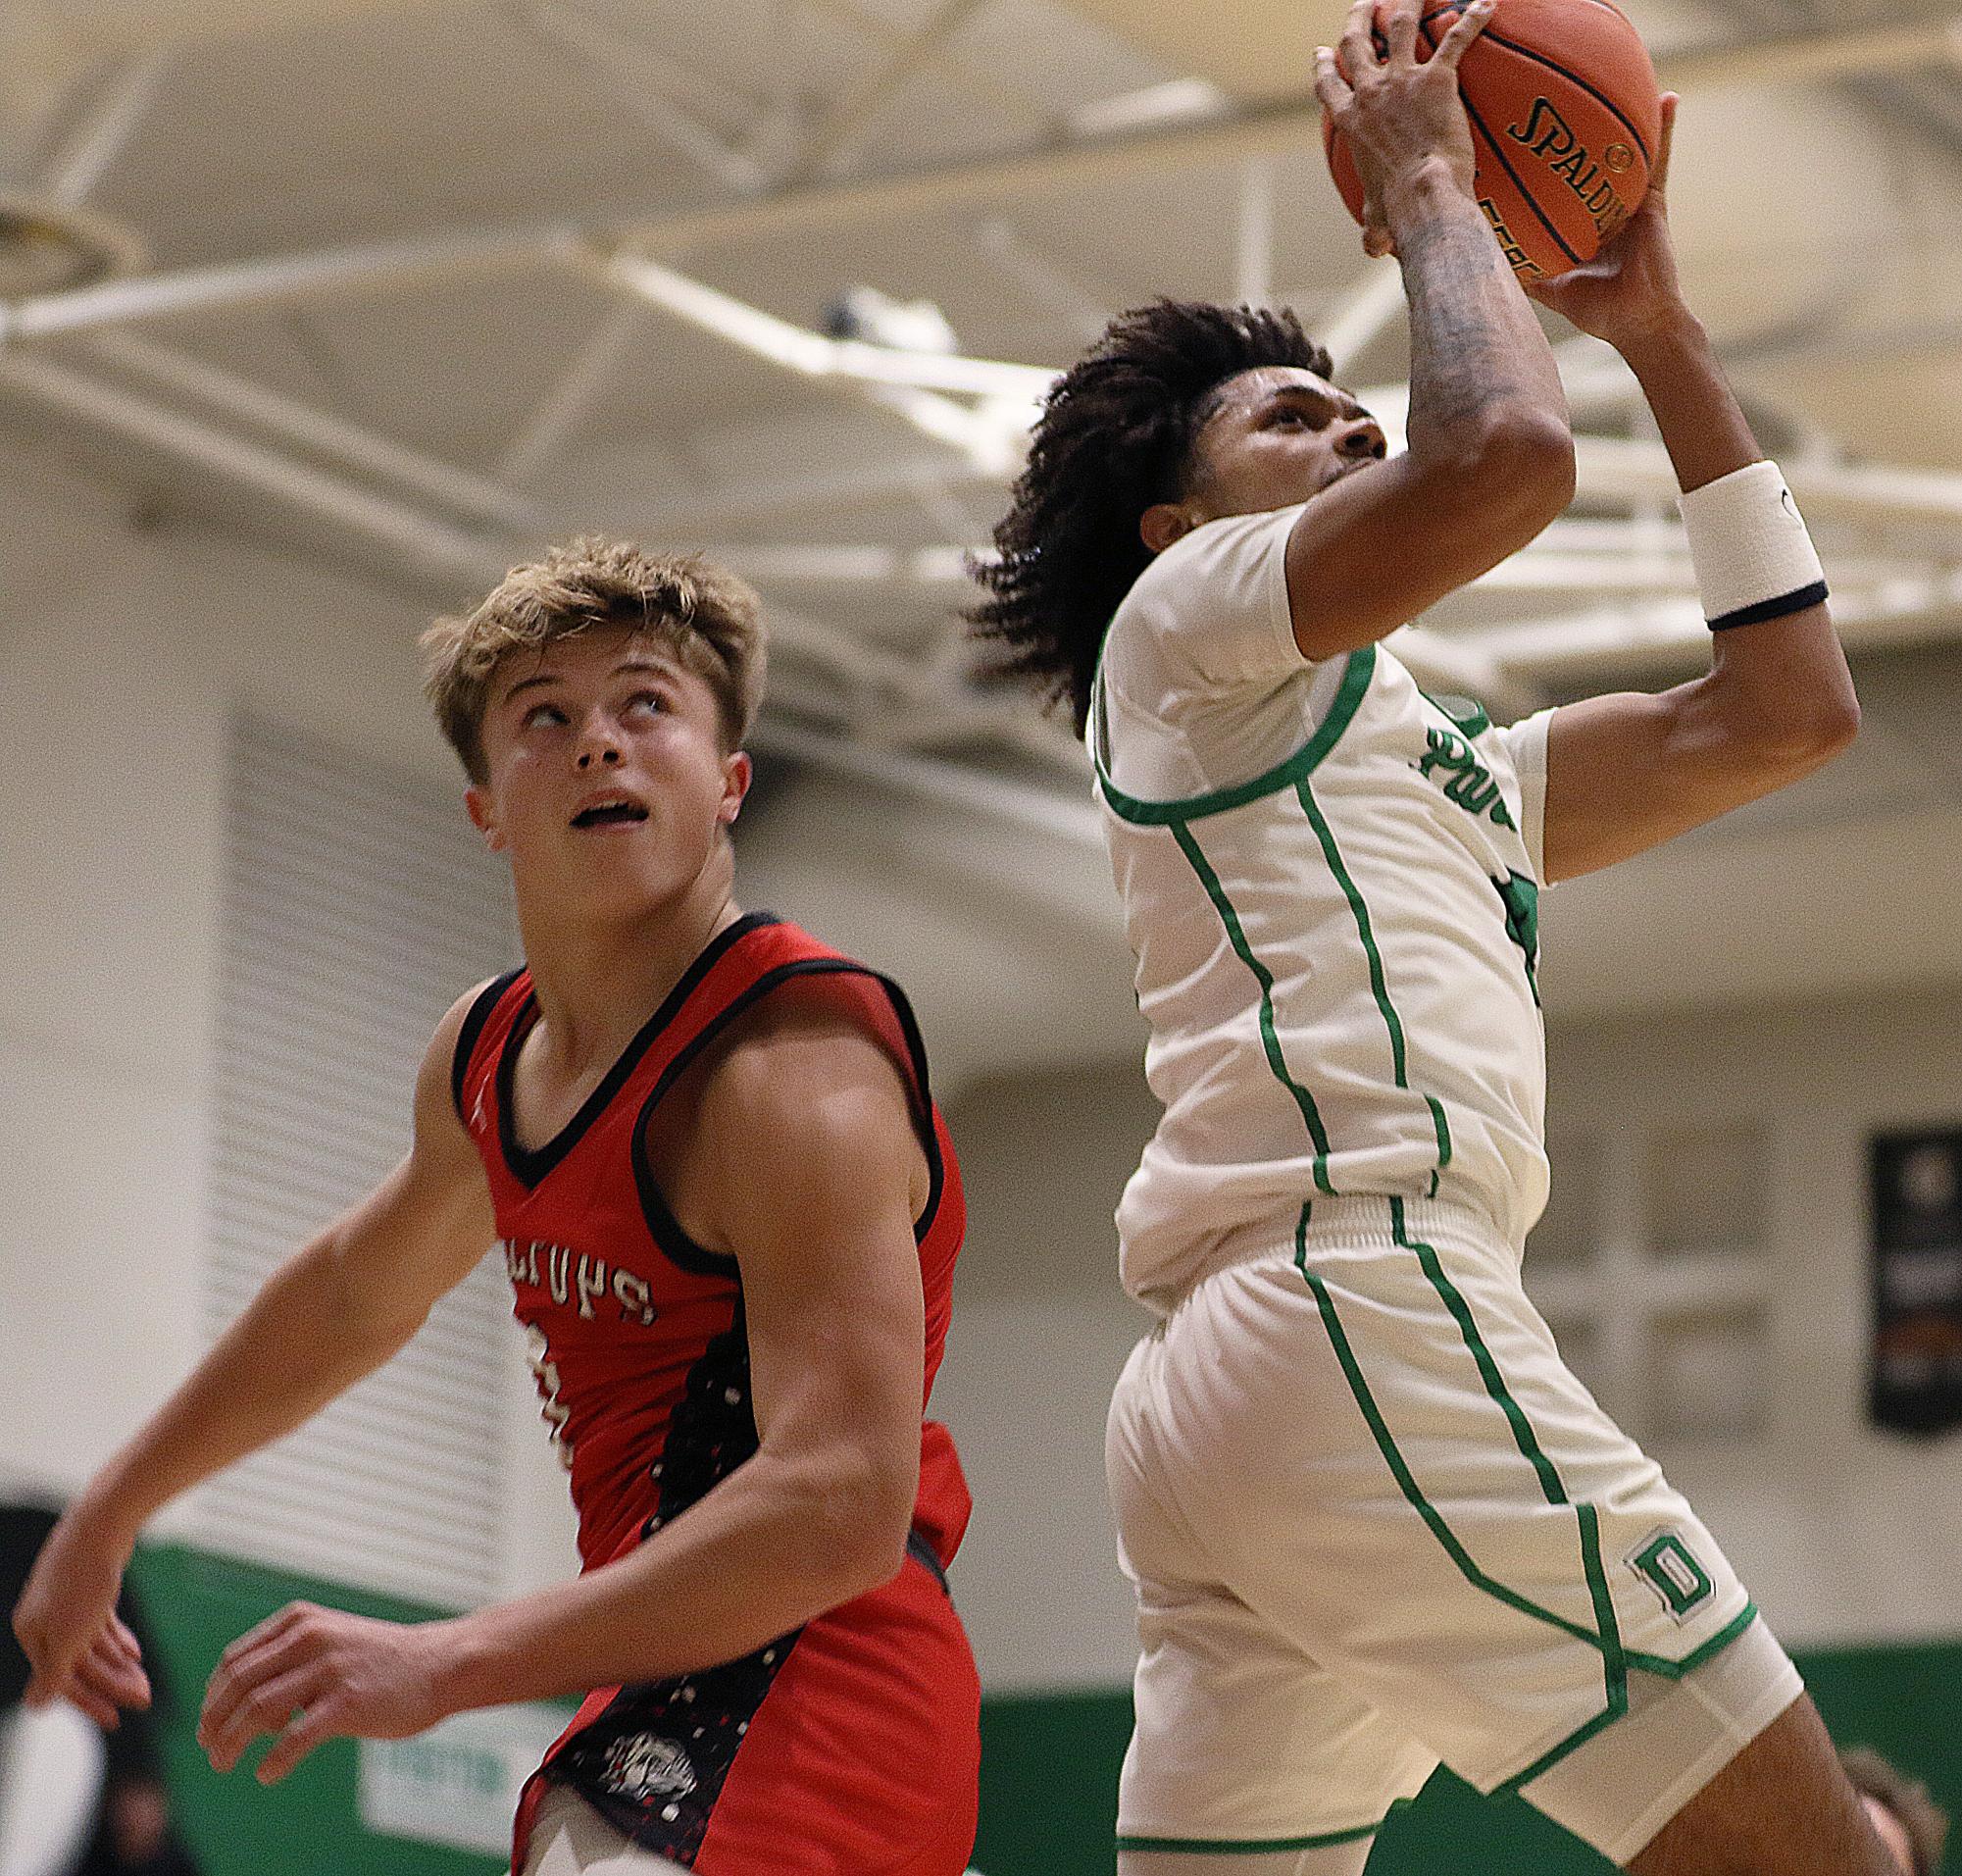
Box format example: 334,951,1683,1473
413,978,505,1152
656,983,930,1253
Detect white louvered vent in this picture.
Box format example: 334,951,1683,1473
198,714,518,1609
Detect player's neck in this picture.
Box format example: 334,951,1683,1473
518,865,743,1076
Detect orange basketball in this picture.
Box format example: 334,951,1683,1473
1322,0,1662,281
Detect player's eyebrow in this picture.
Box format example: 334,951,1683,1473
499,653,681,706
500,669,562,704
1265,382,1369,427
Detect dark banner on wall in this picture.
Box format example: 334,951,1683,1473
1870,1128,1962,1436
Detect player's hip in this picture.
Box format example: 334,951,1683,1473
531,1545,978,1874
1119,1150,1546,1309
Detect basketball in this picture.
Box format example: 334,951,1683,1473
1322,0,1663,281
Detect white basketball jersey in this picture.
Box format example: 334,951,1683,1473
1090,503,1555,1311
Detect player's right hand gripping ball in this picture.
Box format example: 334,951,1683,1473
1324,0,1663,280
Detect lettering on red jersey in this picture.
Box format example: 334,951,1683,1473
502,1238,659,1328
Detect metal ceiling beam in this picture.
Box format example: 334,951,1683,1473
495,300,646,488
88,330,550,535
751,718,1099,850
36,48,172,207
1574,435,1962,525
511,2,771,196
775,0,991,190
0,227,579,343
612,14,1962,256
1458,571,1962,678
0,342,1086,779
12,0,436,63
1315,259,1405,376
597,249,1056,402
0,349,505,596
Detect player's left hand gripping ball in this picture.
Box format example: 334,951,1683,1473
197,1599,450,1783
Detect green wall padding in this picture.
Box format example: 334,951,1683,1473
126,1545,511,1876
124,1543,1956,1874
974,1643,1962,1876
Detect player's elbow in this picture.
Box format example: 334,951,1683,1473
1470,410,1577,535
804,1445,918,1601
1766,689,1860,773
1729,670,1861,776
1417,410,1574,560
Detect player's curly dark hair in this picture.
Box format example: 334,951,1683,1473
969,299,1333,736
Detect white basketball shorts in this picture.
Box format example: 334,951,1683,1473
1106,1194,1801,1865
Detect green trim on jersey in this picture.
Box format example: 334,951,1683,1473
1291,1205,1606,1653
1297,783,1453,1194
1095,645,1375,825
1391,1198,1564,1506
1625,1600,1761,1680
1422,689,1492,739
1117,1802,1412,1854
1171,823,1334,1191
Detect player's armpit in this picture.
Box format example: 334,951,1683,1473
1283,415,1574,661
1537,606,1858,881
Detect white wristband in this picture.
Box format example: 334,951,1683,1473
1677,460,1828,631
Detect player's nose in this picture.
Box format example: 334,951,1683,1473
1336,418,1387,462
574,716,625,769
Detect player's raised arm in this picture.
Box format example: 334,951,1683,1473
1521,97,1859,881
1280,0,1575,657
10,987,499,1726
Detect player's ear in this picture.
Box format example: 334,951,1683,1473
1140,502,1193,556
466,784,508,852
719,751,752,828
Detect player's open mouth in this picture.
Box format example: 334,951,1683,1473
570,795,649,830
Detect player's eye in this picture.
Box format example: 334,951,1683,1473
626,690,666,717
522,702,567,728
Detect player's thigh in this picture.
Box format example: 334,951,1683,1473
523,1785,690,1876
1110,1333,1435,1851
1118,1566,1435,1851
1627,1693,1899,1876
1165,1208,1782,1860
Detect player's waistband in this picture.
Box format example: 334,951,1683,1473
906,1525,951,1595
1145,1192,1521,1314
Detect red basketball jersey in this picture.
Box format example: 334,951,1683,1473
452,912,979,1873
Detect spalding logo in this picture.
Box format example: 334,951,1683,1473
603,1732,699,1801
1505,98,1635,239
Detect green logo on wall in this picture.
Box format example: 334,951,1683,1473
1628,1529,1715,1620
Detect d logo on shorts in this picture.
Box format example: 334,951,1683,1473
1628,1528,1715,1621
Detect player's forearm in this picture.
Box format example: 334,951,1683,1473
1621,315,1858,758
432,1445,913,1712
81,1233,423,1542
1391,164,1573,474
1618,309,1759,493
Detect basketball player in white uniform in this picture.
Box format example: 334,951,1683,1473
972,2,1895,1871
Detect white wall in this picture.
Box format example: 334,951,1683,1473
0,458,447,1516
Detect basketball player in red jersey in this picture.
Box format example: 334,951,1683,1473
11,539,981,1873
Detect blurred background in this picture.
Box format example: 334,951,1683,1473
1,0,1959,1869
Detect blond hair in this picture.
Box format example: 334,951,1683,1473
422,537,766,783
